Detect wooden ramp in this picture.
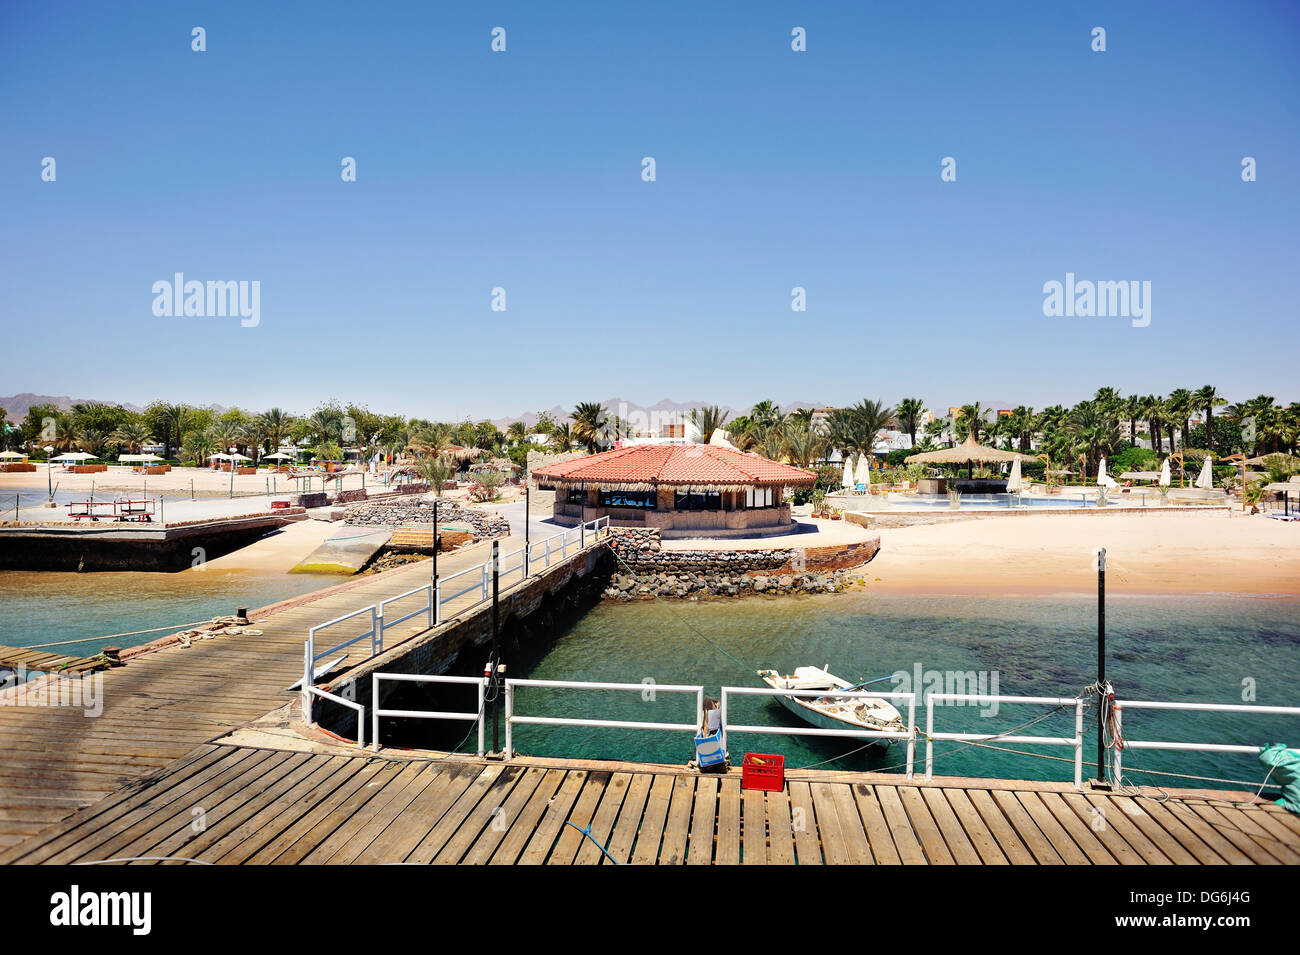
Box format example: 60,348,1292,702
0,533,561,852
0,645,107,676
5,742,1297,865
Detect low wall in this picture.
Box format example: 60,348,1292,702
603,527,880,598
845,503,1232,529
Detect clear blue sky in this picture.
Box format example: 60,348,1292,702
2,1,1297,420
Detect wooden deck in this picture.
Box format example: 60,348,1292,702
0,645,108,676
0,532,562,851
4,742,1297,865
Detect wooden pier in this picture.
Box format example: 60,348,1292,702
3,741,1297,865
3,527,1298,865
0,645,108,676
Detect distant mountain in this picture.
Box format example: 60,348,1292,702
0,393,144,420
490,397,833,431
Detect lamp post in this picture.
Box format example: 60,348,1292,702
44,445,54,505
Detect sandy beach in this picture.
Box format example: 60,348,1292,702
864,510,1300,596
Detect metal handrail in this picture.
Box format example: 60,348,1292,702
722,686,918,779
924,693,1086,785
1112,699,1300,780
504,677,703,759
301,517,610,731
372,672,489,756
304,684,365,747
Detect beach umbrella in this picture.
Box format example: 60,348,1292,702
905,432,1034,480
0,451,26,460
1159,459,1171,487
1096,456,1118,489
51,451,95,462
854,455,871,488
841,457,853,489
1195,454,1215,490
1006,457,1024,492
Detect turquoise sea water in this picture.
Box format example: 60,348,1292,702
505,591,1300,790
0,568,336,655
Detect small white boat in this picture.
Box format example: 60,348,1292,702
757,666,904,745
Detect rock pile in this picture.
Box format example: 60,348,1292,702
344,497,510,540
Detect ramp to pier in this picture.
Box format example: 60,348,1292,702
289,528,393,575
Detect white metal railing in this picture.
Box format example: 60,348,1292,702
371,672,489,756
301,517,609,725
302,684,365,747
504,678,704,759
925,693,1086,786
721,686,919,778
1112,699,1300,781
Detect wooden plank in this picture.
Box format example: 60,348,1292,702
875,786,927,865
741,787,767,865
1236,804,1300,860
628,774,674,866
714,777,741,865
1135,796,1231,865
850,784,901,865
1038,791,1120,865
1013,792,1090,865
686,775,718,865
604,774,653,865
899,786,955,865
1186,802,1289,865
572,772,633,866
461,768,550,865
515,770,588,866
1091,794,1196,865
829,783,875,864
764,788,796,865
479,768,565,866
941,788,1007,865
299,761,431,864
245,758,395,864
990,789,1063,865
657,775,696,865
270,761,409,865
353,764,480,864
426,766,532,865
787,780,823,864
548,772,611,866
919,788,980,865
1062,792,1170,865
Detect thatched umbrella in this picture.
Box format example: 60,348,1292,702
905,433,1034,479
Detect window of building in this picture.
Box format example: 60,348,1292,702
674,490,721,511
599,490,655,509
744,486,775,508
566,488,587,504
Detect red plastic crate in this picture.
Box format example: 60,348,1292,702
741,753,785,792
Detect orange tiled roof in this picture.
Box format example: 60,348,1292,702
531,444,816,486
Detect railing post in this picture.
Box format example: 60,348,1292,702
481,562,489,601
371,673,380,752
302,636,313,724
1074,699,1084,788
719,689,728,754
1112,705,1122,782
925,695,935,780
373,604,382,656
503,680,513,758
581,519,585,549
434,581,442,626
905,693,916,779
426,584,433,629
545,538,551,567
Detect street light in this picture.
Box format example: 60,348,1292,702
44,445,54,505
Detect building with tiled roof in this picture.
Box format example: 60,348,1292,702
531,444,816,538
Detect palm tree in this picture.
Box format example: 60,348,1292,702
414,454,453,497
895,398,925,449
1193,385,1226,454
549,422,574,452
409,421,452,458
256,408,294,459
1166,388,1194,451
570,401,608,453
956,403,987,442
1066,400,1120,479
688,405,730,444
780,418,827,469
109,421,153,455
506,421,528,445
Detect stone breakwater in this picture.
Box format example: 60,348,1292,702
603,528,880,599
343,497,510,540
